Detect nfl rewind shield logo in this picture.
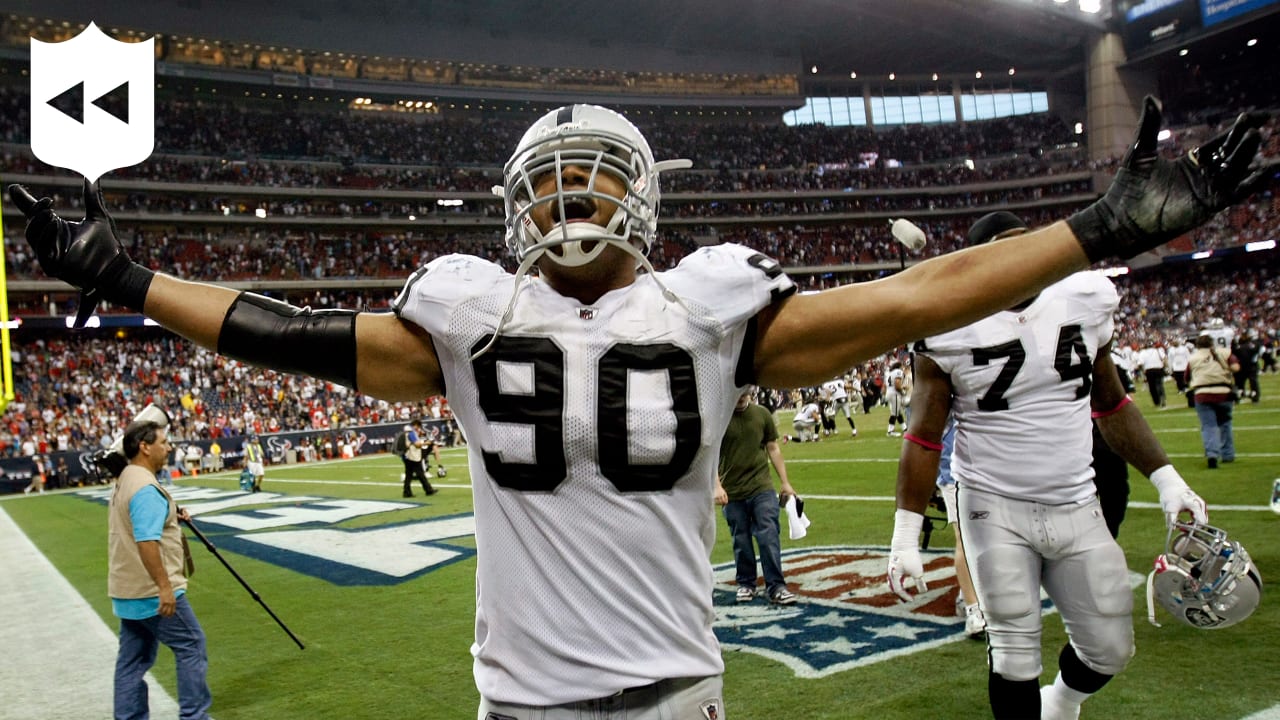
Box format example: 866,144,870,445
578,308,596,320
30,22,155,181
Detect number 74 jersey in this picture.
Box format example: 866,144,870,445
394,243,793,705
917,271,1119,505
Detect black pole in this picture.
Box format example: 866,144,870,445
181,515,306,650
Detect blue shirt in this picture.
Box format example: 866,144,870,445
111,485,185,619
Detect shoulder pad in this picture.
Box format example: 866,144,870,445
659,243,795,326
393,254,510,316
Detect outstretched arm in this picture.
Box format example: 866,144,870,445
756,223,1086,387
10,183,443,402
755,100,1268,389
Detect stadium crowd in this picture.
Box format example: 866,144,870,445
1,333,445,459
2,258,1274,460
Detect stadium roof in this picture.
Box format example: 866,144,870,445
2,0,1100,82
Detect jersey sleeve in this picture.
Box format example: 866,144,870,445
659,243,796,327
1064,271,1120,348
393,254,511,336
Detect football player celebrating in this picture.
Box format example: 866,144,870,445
11,98,1263,718
886,211,1209,720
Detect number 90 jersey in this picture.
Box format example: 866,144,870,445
918,272,1118,505
394,243,794,705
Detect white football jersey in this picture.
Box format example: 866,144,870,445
395,243,793,705
885,367,905,396
1202,326,1235,350
822,378,848,401
795,402,821,423
919,272,1118,504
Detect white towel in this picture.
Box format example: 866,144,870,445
784,495,811,540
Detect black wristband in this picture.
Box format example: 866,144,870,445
217,292,360,389
98,255,155,312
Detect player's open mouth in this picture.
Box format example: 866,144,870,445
551,198,596,223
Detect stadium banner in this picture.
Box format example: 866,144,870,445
1199,0,1280,25
0,418,453,494
1117,0,1202,51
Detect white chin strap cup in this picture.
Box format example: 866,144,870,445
537,222,615,268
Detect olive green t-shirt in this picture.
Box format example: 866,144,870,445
718,403,779,502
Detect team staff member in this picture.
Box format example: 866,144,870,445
12,99,1265,718
401,420,438,497
715,389,798,605
888,212,1207,720
1187,334,1239,468
110,419,211,720
242,434,266,492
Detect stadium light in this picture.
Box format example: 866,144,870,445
1246,240,1276,252
888,72,895,80
849,71,857,79
255,208,267,218
811,65,818,74
1191,251,1213,260
931,73,938,81
1179,48,1189,56
1247,38,1258,47
975,71,982,79
1079,0,1101,12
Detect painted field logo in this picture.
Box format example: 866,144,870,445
75,485,475,585
713,545,977,678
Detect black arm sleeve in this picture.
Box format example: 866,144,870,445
217,292,359,389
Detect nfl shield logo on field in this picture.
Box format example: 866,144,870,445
30,22,155,181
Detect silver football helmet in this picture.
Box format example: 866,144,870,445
1206,317,1226,330
1147,521,1261,629
498,104,690,270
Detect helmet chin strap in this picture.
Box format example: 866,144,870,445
471,212,702,362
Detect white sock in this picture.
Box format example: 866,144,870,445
1053,673,1091,706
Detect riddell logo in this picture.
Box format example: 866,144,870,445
29,22,155,182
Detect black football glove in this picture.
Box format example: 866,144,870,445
1067,96,1269,262
8,179,154,326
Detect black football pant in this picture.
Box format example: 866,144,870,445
402,458,433,495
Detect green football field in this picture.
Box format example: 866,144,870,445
4,375,1277,719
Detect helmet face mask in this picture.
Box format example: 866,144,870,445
1149,521,1262,629
500,105,689,271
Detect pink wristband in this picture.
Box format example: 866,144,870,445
904,433,943,451
1091,394,1132,419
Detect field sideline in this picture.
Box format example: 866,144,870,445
2,375,1277,719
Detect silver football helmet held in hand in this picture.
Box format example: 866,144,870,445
1146,521,1261,629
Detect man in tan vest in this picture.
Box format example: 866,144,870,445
109,418,211,720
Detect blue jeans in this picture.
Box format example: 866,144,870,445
115,594,211,720
1194,399,1235,461
723,490,785,595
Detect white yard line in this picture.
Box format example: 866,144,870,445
0,507,180,719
